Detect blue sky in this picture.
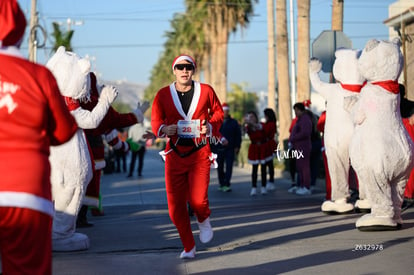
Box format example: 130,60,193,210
17,0,396,92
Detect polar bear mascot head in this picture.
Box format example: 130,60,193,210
357,38,403,83
46,46,91,100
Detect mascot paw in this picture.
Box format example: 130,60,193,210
52,232,90,252
133,101,150,122
137,101,150,114
309,58,322,73
356,214,401,231
354,199,372,213
321,198,354,215
100,85,118,104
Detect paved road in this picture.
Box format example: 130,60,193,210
21,148,414,274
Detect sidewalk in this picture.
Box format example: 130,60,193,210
51,148,414,274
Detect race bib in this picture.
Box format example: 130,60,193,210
177,119,200,138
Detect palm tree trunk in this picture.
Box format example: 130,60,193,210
267,0,276,111
214,3,229,103
217,27,229,103
331,0,344,31
296,0,310,102
276,0,292,144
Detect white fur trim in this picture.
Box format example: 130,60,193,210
82,196,99,208
105,129,118,142
157,125,167,137
169,81,201,120
0,192,54,217
172,55,195,70
95,159,106,170
0,46,24,58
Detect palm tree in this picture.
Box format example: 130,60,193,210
205,0,256,102
51,22,74,52
331,0,344,31
144,1,257,104
276,0,292,144
267,0,276,111
296,0,310,102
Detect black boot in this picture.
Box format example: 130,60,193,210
76,205,94,228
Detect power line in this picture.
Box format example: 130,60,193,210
19,33,389,50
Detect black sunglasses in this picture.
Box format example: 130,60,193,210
174,64,194,71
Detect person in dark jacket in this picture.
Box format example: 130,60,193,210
289,102,313,195
212,103,242,192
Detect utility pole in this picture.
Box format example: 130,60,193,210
289,0,296,104
28,0,37,62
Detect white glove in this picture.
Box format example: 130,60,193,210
99,85,118,105
309,58,322,73
133,101,150,123
137,101,149,114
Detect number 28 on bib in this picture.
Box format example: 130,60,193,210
177,119,200,138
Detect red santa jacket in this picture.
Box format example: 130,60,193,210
0,52,77,216
151,81,223,152
81,73,138,161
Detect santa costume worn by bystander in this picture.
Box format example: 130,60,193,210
77,72,148,225
0,1,77,273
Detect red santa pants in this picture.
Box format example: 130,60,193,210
404,169,414,199
321,149,332,200
0,207,52,275
165,145,211,252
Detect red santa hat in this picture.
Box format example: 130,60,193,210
222,102,229,111
0,0,26,47
171,54,196,71
303,99,312,110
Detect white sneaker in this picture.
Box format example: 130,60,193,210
261,187,267,195
266,182,275,191
180,246,196,259
288,185,297,193
296,187,312,195
250,187,257,196
197,217,213,243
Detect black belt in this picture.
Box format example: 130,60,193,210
169,139,206,158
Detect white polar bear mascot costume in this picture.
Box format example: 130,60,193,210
309,49,366,214
349,38,414,231
46,46,118,250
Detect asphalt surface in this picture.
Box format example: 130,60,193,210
6,148,414,275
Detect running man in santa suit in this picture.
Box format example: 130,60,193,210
0,0,77,273
151,55,223,259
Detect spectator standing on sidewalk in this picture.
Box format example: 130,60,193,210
211,102,242,192
115,128,128,173
244,111,269,196
151,54,223,259
0,1,77,273
127,122,147,177
289,102,313,195
262,108,278,191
